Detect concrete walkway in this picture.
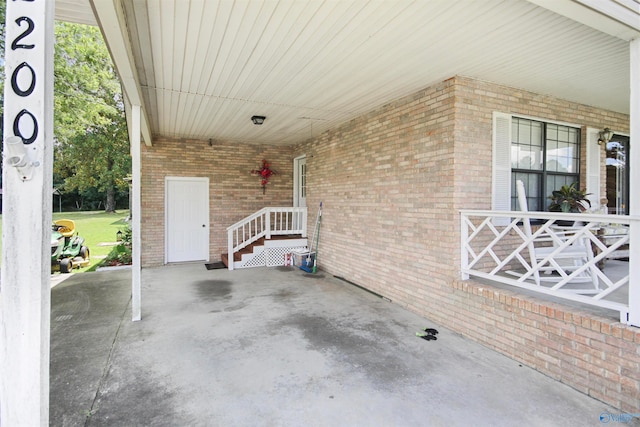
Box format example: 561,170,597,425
51,265,622,426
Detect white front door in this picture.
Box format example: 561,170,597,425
294,155,307,208
165,177,209,263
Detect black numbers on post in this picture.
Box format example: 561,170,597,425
11,17,35,50
13,109,38,145
9,6,39,146
11,62,36,96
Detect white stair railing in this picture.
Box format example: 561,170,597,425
460,210,637,324
227,207,307,270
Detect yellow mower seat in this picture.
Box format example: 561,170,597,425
54,219,76,237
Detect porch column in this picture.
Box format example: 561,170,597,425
0,1,54,424
629,38,640,327
131,104,142,321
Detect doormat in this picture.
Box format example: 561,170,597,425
205,262,226,270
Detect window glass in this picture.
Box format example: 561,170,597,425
511,172,541,211
512,118,543,170
511,118,581,211
546,124,579,173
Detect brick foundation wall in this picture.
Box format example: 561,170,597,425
141,138,293,266
451,280,640,412
293,76,636,410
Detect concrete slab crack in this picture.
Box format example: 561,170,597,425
84,296,132,426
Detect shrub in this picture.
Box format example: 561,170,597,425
103,225,132,266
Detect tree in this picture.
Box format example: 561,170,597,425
53,22,130,212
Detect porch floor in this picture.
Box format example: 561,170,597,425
478,259,630,322
51,265,617,426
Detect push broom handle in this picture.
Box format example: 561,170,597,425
312,202,322,273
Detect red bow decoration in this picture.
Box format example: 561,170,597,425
251,160,277,194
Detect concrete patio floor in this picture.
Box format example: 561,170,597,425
51,264,623,426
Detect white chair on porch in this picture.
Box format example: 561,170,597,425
514,180,600,292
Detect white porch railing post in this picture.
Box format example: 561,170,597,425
628,38,640,326
302,207,308,238
460,213,470,280
227,229,234,271
265,208,272,239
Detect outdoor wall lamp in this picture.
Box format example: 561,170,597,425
598,127,614,145
251,115,266,125
4,135,39,181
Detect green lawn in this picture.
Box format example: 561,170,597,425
0,210,130,273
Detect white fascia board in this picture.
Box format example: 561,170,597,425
527,0,640,41
90,0,153,146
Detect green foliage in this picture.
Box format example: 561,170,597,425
118,224,132,246
53,22,131,213
102,243,132,267
548,183,591,213
53,23,123,143
103,225,132,267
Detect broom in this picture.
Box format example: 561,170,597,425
301,202,322,273
312,202,322,273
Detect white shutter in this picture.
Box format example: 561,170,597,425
492,112,512,225
585,127,601,210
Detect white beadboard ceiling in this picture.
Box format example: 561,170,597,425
55,0,639,146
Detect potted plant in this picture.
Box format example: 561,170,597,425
548,183,591,213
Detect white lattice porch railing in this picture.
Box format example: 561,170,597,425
460,210,638,324
226,207,307,270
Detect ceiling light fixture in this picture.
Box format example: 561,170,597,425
251,115,266,125
598,127,614,145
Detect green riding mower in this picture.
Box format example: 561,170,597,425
51,219,90,273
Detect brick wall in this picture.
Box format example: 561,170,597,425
141,138,293,266
450,280,640,412
293,76,636,411
296,79,459,300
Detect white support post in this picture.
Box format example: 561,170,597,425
265,208,272,239
228,230,235,271
302,207,308,238
131,105,142,321
628,38,640,327
1,1,54,425
460,213,470,280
